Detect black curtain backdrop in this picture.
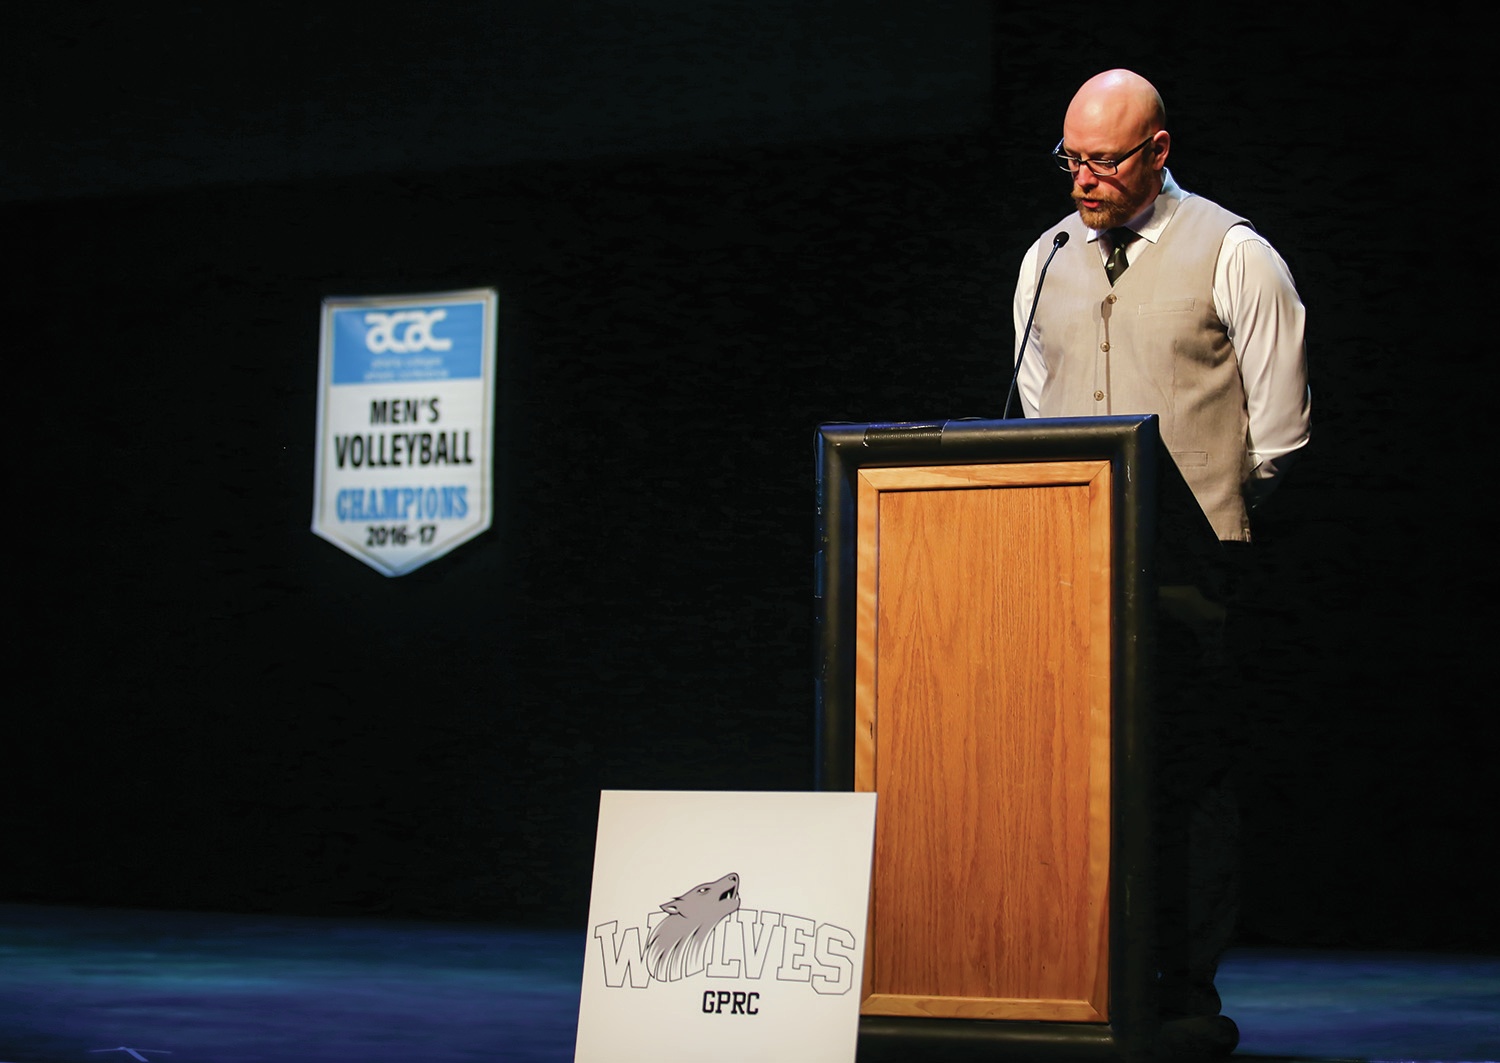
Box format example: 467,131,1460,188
5,3,1491,952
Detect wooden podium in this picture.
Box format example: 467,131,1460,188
814,415,1218,1061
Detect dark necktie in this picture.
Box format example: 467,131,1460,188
1104,228,1136,285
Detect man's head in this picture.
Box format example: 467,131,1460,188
1059,69,1169,230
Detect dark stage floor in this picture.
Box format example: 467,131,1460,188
2,904,1496,1062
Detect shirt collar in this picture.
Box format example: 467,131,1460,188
1085,169,1187,246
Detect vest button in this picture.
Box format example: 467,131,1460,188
1106,294,1117,304
1100,342,1110,352
1094,390,1105,401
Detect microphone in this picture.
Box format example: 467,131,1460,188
1003,230,1069,419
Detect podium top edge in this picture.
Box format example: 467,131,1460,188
816,415,1161,450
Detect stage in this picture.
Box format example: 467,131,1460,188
3,6,1494,1063
2,905,1495,1062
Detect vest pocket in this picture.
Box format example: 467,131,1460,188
1138,298,1195,315
1172,449,1209,468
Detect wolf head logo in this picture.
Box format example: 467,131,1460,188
643,871,741,981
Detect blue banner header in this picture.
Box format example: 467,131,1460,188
331,301,486,384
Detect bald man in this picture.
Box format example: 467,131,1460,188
1012,69,1310,542
1011,71,1311,1059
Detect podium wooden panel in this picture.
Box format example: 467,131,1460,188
856,462,1113,1023
815,416,1215,1061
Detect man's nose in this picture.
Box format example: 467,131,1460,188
1073,166,1098,191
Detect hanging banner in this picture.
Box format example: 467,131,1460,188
575,790,877,1063
311,289,497,577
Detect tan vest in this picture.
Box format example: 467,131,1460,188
1033,194,1253,541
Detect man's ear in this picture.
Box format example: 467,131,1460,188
1150,129,1171,171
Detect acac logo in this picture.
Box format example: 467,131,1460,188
364,309,453,354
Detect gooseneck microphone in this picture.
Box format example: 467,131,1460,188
1003,230,1069,419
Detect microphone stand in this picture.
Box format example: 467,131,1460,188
1003,230,1069,419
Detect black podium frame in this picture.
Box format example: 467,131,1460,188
813,414,1218,1062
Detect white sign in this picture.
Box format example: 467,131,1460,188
575,790,876,1063
311,289,497,576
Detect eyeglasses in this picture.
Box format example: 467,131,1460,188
1053,135,1154,176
